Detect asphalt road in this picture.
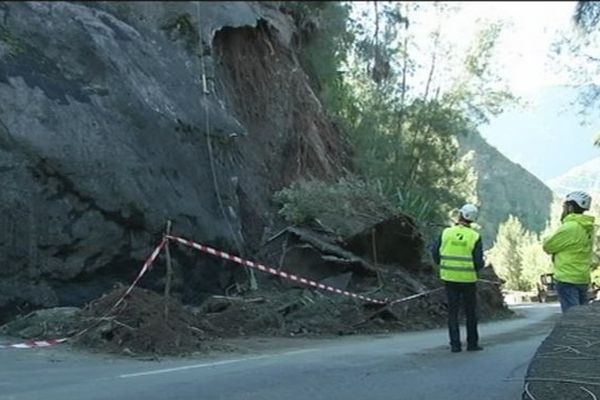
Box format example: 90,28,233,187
0,303,560,400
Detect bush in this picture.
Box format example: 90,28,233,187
274,176,398,236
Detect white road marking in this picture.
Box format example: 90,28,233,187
277,349,318,356
119,356,269,378
119,349,318,379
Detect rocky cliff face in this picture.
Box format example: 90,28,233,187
0,1,348,321
459,133,554,248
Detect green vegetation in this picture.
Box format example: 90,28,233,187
276,2,515,228
575,1,600,34
552,1,600,119
286,2,354,114
274,176,398,236
282,0,597,288
487,215,551,291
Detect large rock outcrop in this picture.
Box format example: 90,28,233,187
0,1,347,321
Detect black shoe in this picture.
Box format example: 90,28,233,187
451,346,462,353
467,345,483,351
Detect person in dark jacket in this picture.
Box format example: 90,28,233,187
431,204,485,353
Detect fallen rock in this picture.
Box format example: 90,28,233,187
0,0,347,322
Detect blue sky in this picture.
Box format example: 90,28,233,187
451,2,599,181
480,85,599,182
350,1,599,181
418,1,599,181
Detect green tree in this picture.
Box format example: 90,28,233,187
283,2,515,225
284,2,354,116
552,1,600,120
345,4,514,222
575,1,600,33
488,215,531,291
520,232,552,289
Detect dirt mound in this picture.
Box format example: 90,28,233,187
195,270,507,339
72,286,217,356
0,307,83,339
197,289,374,337
1,271,510,357
477,267,509,318
0,222,511,357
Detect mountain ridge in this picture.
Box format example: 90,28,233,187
547,156,600,197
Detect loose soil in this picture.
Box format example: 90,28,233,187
1,268,511,357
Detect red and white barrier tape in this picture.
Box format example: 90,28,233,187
0,239,167,350
166,235,388,305
111,238,168,310
73,238,168,339
3,234,467,350
0,338,68,349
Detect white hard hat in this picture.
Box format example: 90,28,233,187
459,204,479,222
565,191,592,210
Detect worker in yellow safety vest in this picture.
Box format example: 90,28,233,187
431,204,485,353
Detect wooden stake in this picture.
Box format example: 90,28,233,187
372,227,382,287
164,220,173,320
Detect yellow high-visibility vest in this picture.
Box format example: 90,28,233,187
439,225,480,283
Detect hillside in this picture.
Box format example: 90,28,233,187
0,2,348,321
458,132,554,248
0,1,514,358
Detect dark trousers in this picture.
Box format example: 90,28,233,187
445,281,478,348
556,281,589,313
